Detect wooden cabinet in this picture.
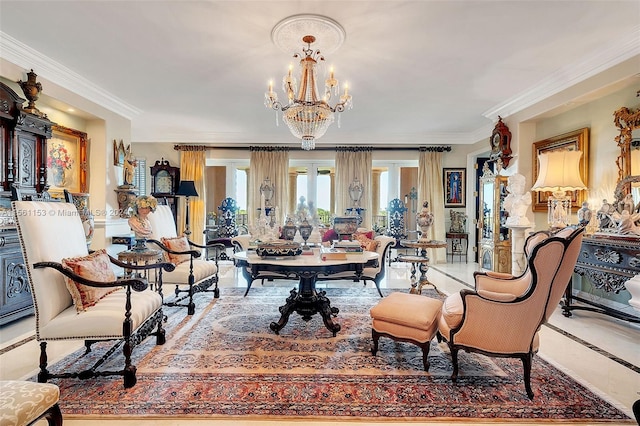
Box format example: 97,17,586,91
478,165,511,273
0,229,32,325
0,80,53,324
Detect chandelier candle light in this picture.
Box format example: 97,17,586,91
265,35,352,150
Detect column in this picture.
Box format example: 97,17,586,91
307,163,318,209
508,225,531,276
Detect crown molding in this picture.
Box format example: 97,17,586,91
0,31,141,119
483,26,640,121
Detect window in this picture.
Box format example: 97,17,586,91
134,158,146,196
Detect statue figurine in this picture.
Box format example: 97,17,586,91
577,201,592,227
122,145,137,187
503,174,531,227
128,195,158,249
416,201,434,242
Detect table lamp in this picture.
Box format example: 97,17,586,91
531,150,587,228
176,180,198,236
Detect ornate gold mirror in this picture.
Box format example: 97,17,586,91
613,104,640,181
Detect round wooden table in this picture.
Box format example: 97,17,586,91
399,239,447,295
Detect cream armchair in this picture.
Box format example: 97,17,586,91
317,235,396,297
13,200,174,389
437,227,583,399
147,205,226,315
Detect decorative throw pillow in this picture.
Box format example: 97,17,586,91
61,249,118,313
322,228,338,242
161,236,192,265
352,230,374,240
352,233,379,252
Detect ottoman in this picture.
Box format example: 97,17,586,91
0,380,62,426
370,292,444,371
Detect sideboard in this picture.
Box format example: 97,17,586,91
566,235,640,323
0,228,32,325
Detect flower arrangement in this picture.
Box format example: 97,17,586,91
47,142,73,170
130,195,158,215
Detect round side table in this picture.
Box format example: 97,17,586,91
117,248,163,289
399,239,447,295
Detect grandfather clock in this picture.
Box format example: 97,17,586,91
150,159,180,223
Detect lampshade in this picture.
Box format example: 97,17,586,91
531,150,587,192
176,180,198,197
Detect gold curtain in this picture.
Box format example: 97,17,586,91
249,147,289,226
335,147,373,229
179,148,206,240
418,149,446,263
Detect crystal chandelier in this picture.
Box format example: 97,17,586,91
265,35,352,150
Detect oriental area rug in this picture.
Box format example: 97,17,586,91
46,287,631,422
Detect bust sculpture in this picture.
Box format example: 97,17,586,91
128,195,158,247
503,174,531,226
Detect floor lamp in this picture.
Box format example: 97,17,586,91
176,180,198,236
531,150,587,229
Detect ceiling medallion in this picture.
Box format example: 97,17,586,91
271,14,346,55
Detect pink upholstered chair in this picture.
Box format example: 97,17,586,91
437,227,583,399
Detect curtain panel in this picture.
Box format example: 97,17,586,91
335,147,373,229
418,149,446,263
179,148,206,241
249,147,289,226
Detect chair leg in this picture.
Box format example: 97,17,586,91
450,344,459,382
522,352,534,400
420,341,431,371
41,403,63,426
372,279,384,297
371,329,380,356
37,342,50,383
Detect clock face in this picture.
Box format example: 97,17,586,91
155,170,172,193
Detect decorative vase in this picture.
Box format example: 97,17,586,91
282,216,297,240
298,219,313,249
51,166,65,187
17,69,44,117
416,201,434,242
625,274,640,312
80,210,95,249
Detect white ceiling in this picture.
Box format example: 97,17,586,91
0,0,639,148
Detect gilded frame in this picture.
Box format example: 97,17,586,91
48,124,88,196
443,168,466,207
113,139,126,166
532,127,589,212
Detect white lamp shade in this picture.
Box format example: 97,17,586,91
531,150,587,192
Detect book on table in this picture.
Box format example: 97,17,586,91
320,246,347,260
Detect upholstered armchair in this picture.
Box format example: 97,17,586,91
13,200,174,389
147,205,226,315
317,234,396,297
437,227,583,399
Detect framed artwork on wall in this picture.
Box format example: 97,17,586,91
47,124,88,196
532,127,589,212
443,168,466,207
113,139,126,166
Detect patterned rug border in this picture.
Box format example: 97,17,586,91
50,287,634,423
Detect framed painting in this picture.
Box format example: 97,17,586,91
113,139,126,166
443,168,465,207
47,124,88,196
532,127,589,212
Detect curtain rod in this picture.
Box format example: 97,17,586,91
174,144,452,152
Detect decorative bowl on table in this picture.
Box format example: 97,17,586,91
256,240,302,257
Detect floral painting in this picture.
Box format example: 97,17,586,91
47,125,88,195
